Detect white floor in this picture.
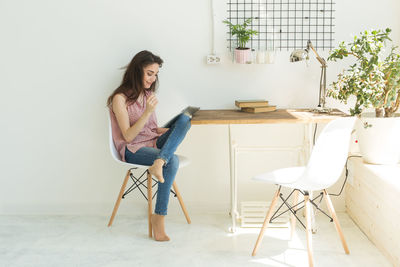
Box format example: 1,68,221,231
0,210,392,267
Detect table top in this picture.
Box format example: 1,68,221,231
191,109,348,125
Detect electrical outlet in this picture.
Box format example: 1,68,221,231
206,54,221,64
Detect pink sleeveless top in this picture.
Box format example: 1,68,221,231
110,91,161,162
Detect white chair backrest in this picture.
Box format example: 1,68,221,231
302,117,356,189
108,110,123,163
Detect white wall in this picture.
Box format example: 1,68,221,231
1,0,399,215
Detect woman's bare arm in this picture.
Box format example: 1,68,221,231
112,93,158,142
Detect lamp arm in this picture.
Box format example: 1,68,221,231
307,40,327,66
307,40,327,108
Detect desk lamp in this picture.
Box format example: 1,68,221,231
290,40,330,113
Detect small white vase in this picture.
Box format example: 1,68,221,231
265,51,275,64
256,50,266,64
355,113,400,165
235,48,251,64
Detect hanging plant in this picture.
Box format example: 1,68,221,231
223,18,258,49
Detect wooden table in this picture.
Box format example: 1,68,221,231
191,109,347,232
191,109,347,125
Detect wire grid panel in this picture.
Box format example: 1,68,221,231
226,0,335,51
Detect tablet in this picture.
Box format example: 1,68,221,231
162,106,200,128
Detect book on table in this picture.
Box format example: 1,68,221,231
235,99,276,113
235,100,269,108
241,105,277,113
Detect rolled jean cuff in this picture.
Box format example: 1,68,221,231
156,156,168,165
154,210,167,216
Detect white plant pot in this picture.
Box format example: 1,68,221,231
234,48,251,64
355,113,400,165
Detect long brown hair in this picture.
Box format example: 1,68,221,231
107,50,163,106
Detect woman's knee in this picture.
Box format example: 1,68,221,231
177,113,191,124
176,114,191,130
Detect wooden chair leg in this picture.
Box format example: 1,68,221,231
323,190,350,254
290,190,299,239
304,194,314,267
108,169,131,227
172,181,191,224
252,187,281,256
147,171,153,238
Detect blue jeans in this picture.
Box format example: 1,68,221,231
125,114,191,215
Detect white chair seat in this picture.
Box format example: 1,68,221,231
253,166,339,191
178,155,190,168
253,166,306,186
114,154,190,170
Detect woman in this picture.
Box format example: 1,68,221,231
107,50,191,241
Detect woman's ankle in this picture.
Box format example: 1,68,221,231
148,159,165,183
154,158,165,166
151,214,169,241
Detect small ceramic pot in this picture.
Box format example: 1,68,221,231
235,48,251,64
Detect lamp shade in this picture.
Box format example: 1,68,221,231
290,49,309,62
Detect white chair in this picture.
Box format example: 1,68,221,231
251,117,356,267
107,114,191,238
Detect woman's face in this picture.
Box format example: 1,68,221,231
142,63,159,89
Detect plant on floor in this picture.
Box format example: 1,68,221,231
327,28,400,117
223,18,258,49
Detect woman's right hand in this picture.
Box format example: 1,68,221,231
145,94,158,115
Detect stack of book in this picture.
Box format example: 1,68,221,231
235,100,276,113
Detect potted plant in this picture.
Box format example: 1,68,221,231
327,28,400,164
223,18,258,64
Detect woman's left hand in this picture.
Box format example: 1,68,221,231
157,127,169,134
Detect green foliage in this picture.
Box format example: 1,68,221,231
223,18,258,49
327,28,400,117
